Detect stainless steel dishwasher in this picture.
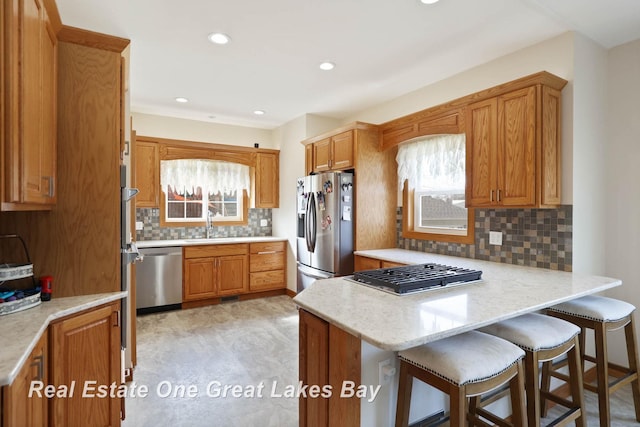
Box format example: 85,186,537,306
136,246,183,313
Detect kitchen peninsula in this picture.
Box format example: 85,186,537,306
293,249,621,426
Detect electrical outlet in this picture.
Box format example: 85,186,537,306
378,359,396,385
489,231,502,245
260,219,268,227
135,221,144,231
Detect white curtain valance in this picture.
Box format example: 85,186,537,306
396,133,466,191
160,159,250,195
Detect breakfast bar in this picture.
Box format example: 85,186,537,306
293,249,622,426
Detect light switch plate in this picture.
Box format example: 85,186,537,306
489,231,502,245
135,221,144,231
260,219,268,227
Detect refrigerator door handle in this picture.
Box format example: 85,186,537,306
309,192,317,252
305,193,312,252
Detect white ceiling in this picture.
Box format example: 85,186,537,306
55,0,640,129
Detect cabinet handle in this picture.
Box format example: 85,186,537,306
43,176,54,198
490,190,494,202
31,355,44,381
497,189,501,202
329,159,332,168
257,251,276,255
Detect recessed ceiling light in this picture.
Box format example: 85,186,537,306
420,0,440,4
319,62,335,71
175,97,189,103
253,110,265,115
208,33,231,45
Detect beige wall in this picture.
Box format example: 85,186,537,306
132,112,276,149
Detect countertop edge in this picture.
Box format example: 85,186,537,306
0,291,127,386
136,236,287,248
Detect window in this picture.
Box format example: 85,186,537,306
160,159,249,225
397,134,474,244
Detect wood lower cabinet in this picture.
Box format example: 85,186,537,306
2,0,58,210
2,332,48,427
299,309,361,427
183,244,249,301
49,301,122,427
354,255,405,272
249,241,286,292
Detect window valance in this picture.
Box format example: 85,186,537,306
396,134,466,191
160,159,250,195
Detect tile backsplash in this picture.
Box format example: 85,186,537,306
397,205,572,271
136,208,272,241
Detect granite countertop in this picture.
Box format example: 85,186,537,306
294,249,621,351
0,291,127,386
136,236,287,248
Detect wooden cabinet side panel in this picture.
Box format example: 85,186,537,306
217,254,248,295
466,98,497,207
498,87,536,206
540,86,562,206
299,309,329,427
135,141,159,208
49,303,120,427
328,324,361,427
353,128,397,250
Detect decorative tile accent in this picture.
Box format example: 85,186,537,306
135,208,272,241
397,205,573,271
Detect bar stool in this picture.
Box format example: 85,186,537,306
395,330,527,427
547,295,640,426
479,313,586,427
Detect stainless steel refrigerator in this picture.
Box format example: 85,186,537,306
296,172,354,292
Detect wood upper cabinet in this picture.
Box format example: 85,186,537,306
49,302,122,427
183,244,249,301
310,130,354,173
2,0,57,210
467,83,561,208
135,140,160,208
305,144,314,175
255,151,279,208
2,332,48,427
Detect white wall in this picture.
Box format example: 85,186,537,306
132,112,275,149
571,34,609,275
605,38,640,364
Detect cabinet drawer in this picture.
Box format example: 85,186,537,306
250,241,285,254
184,244,248,259
250,252,285,272
250,270,285,291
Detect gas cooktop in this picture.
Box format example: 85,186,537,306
350,263,483,295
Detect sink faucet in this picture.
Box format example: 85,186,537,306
206,210,214,238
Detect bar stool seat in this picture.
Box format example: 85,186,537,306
547,295,640,426
480,313,585,427
395,330,527,427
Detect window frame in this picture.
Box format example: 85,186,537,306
160,189,249,228
402,180,475,244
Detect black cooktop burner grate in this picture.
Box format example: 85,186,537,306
352,263,482,294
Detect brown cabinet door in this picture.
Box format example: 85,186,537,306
217,254,248,296
353,255,382,272
49,302,121,427
184,257,217,300
313,138,331,172
330,130,354,170
467,98,498,207
40,5,57,204
135,141,160,208
497,86,536,206
2,332,48,427
255,152,279,208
